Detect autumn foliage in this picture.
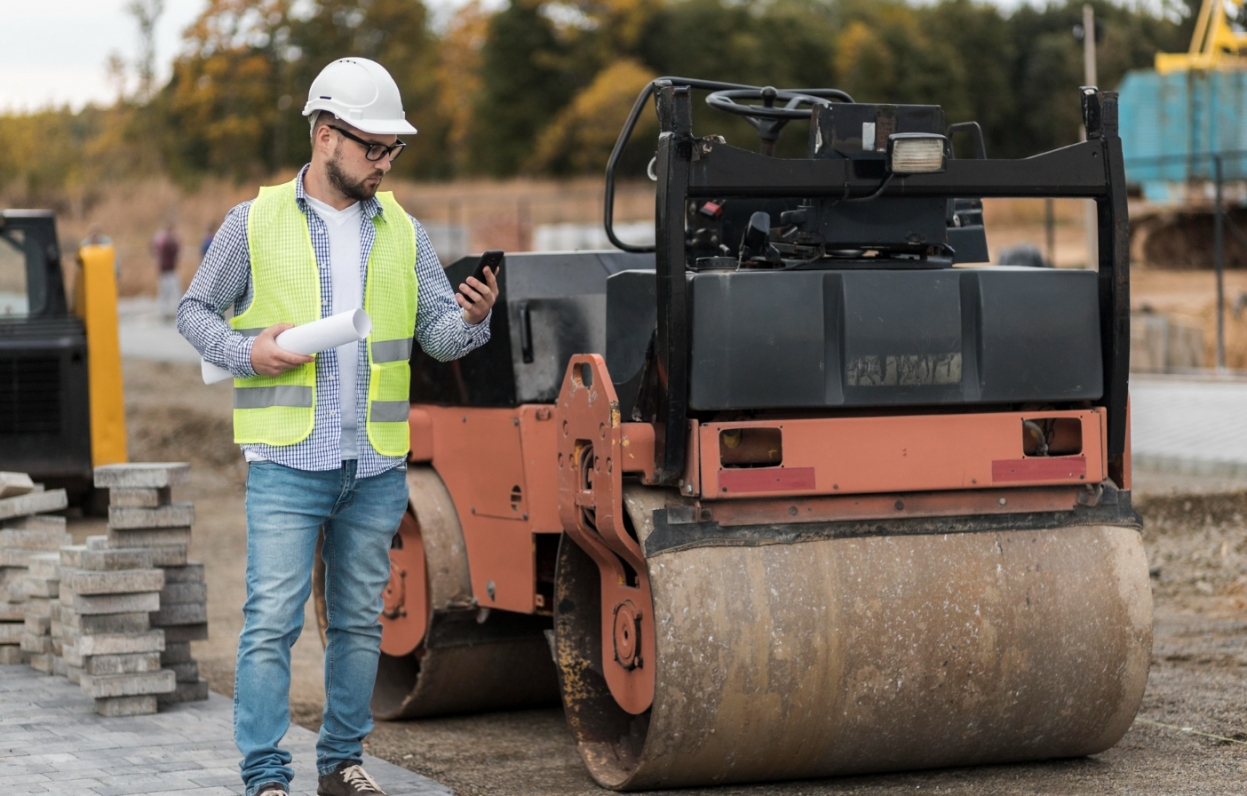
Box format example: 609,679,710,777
0,0,1196,209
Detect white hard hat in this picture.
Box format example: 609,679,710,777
302,57,417,136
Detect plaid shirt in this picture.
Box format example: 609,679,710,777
177,165,490,477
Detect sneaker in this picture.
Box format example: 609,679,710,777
318,761,387,796
256,784,289,796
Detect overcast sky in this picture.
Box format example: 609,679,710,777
0,0,1051,112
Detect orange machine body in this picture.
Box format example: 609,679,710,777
388,373,1117,647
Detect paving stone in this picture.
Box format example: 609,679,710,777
150,603,207,627
167,660,199,682
0,622,24,643
71,591,161,616
161,563,205,584
84,652,162,676
1,663,450,796
145,545,189,567
109,487,172,508
94,694,158,716
0,472,35,498
22,577,58,598
106,526,192,548
64,610,151,635
24,596,53,618
47,601,59,621
28,653,52,673
161,623,208,643
108,504,195,530
0,582,26,602
59,545,153,572
27,553,60,579
74,630,164,657
0,549,41,567
20,633,51,653
159,582,207,606
85,535,110,551
63,568,164,596
65,665,81,684
51,655,66,677
0,515,67,532
0,603,24,621
0,489,68,521
0,645,26,664
24,615,50,634
79,668,175,698
156,677,210,705
93,463,191,489
50,638,61,656
160,642,192,664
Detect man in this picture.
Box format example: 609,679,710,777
152,221,181,318
178,57,498,796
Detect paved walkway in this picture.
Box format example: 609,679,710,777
118,298,201,364
0,664,450,796
1131,375,1247,477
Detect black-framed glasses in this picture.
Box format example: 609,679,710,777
328,125,406,162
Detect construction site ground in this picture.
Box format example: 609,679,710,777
94,353,1247,796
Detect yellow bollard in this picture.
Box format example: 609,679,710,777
76,244,128,467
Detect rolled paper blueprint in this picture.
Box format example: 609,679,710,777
201,309,373,384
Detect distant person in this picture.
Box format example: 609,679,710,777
202,221,217,259
176,57,498,796
79,223,112,250
151,223,181,318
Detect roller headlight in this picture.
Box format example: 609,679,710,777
887,133,947,174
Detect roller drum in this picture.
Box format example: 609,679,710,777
555,488,1152,790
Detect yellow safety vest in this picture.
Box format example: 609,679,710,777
231,179,418,456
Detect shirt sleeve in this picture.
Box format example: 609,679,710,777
175,203,258,378
412,218,492,363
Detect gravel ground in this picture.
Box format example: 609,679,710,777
107,358,1247,795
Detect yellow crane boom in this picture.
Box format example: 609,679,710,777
1156,0,1247,73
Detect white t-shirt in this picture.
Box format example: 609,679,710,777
303,194,364,459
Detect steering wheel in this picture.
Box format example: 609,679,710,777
706,87,852,154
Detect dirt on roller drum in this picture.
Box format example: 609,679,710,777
99,359,1247,795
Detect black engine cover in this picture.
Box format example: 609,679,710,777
607,267,1102,414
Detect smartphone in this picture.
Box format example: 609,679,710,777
466,250,504,296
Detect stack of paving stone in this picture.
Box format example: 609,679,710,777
95,462,209,705
19,553,60,672
58,539,175,715
0,472,71,666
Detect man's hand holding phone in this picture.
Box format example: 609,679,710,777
457,250,502,325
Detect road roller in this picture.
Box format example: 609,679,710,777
314,78,1151,790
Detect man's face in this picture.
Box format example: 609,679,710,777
321,121,397,202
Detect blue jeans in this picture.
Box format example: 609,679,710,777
235,460,408,796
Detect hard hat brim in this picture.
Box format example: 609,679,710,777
349,118,418,136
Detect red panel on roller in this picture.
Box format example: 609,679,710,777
719,467,816,494
992,456,1087,483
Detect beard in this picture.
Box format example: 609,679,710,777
326,149,384,202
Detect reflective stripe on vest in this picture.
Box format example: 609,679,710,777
369,401,411,422
370,338,413,363
234,386,314,409
230,179,417,453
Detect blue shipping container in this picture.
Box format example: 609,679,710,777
1117,69,1247,201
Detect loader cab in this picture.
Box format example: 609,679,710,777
0,210,93,496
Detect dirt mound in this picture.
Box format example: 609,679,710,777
127,404,244,477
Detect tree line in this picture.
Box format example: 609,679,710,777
0,0,1200,205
